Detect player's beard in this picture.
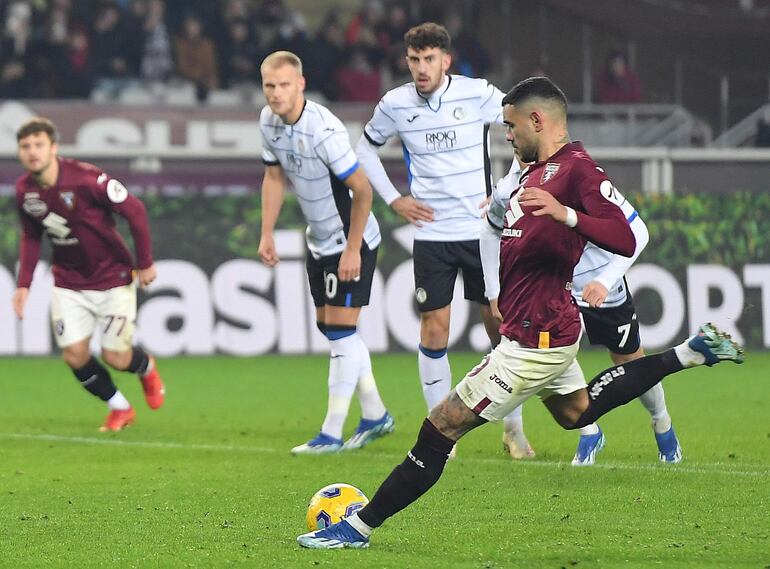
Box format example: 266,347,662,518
26,157,52,177
517,144,538,164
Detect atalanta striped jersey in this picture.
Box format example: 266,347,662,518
261,99,381,258
363,74,504,241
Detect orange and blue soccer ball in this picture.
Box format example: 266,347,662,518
305,483,369,531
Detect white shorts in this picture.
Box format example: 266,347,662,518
50,284,137,351
455,336,586,422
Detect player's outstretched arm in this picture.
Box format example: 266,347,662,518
258,164,285,267
12,287,29,319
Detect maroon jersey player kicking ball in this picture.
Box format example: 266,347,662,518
296,77,744,549
12,117,165,432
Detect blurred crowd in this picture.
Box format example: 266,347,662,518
0,0,492,102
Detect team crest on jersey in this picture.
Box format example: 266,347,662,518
453,106,466,120
22,195,47,217
541,163,560,184
60,191,75,209
415,287,428,304
286,153,303,172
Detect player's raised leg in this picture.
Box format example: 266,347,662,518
543,323,744,432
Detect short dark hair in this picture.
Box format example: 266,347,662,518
502,77,568,112
16,117,59,143
404,22,451,52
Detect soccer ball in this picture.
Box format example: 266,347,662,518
305,483,369,531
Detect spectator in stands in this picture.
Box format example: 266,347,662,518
444,9,491,78
595,50,643,104
344,0,388,66
140,0,174,82
303,9,345,100
124,0,148,75
58,24,92,98
174,12,219,101
334,45,382,102
254,0,288,54
262,10,312,70
3,0,34,57
91,4,133,98
0,55,28,97
0,0,33,97
382,2,411,86
220,18,259,88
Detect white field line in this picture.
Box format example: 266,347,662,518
2,432,769,478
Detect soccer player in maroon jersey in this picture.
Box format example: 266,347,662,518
12,117,165,432
297,77,744,549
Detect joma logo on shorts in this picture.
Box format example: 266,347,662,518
488,373,512,394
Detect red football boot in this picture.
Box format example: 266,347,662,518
100,407,136,432
140,358,165,410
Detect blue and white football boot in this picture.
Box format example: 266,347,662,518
687,323,745,366
655,425,683,463
571,427,606,466
297,519,369,549
343,412,395,450
291,432,343,455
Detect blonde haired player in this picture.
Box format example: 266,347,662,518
258,52,394,453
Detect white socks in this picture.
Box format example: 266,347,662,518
674,341,706,368
345,512,373,537
503,405,524,434
418,346,452,411
355,335,387,420
579,423,600,436
321,333,360,439
107,390,131,411
638,383,672,433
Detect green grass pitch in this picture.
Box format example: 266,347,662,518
1,351,768,568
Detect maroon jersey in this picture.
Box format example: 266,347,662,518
16,158,153,291
498,142,635,348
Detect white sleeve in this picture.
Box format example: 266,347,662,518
479,217,502,300
487,161,520,229
593,208,650,291
479,81,505,125
314,125,359,180
363,97,398,145
355,133,401,205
